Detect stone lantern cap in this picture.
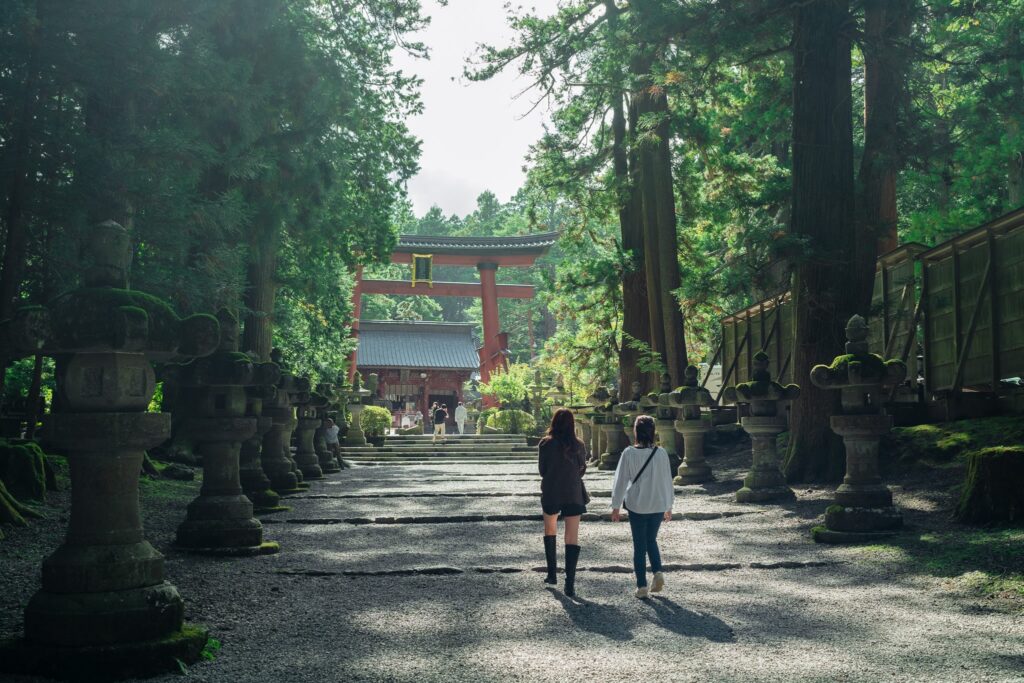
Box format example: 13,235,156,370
2,221,219,360
809,315,907,391
728,351,800,404
669,365,715,408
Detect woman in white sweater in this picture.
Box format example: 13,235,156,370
610,415,675,598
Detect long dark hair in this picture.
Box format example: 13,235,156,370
634,414,656,448
545,408,582,455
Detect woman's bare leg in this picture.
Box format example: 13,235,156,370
563,515,580,545
543,513,559,536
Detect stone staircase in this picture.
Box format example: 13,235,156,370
338,433,536,465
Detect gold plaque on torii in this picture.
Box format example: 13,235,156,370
411,254,433,288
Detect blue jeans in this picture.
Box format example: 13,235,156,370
627,510,664,587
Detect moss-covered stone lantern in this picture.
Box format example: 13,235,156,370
294,378,326,480
725,351,799,503
611,380,644,469
598,386,626,471
313,381,341,474
650,373,682,476
0,221,217,677
260,349,306,494
170,310,279,555
344,372,372,447
239,357,283,511
810,314,907,544
669,364,716,484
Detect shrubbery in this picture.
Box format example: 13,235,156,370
477,407,499,431
360,406,393,438
489,409,536,435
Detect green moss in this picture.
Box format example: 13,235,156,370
955,446,1024,524
883,416,1024,466
847,528,1024,609
826,504,845,515
139,472,200,503
51,287,181,348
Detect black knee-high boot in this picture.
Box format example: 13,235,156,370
564,544,581,597
543,535,557,584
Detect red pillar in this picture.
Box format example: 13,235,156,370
348,266,364,383
479,262,500,382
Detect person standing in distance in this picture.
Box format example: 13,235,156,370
432,402,448,444
610,414,675,599
454,401,468,435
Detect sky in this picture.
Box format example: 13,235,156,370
391,0,562,218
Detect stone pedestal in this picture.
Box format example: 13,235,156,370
670,366,715,485
241,410,279,509
736,416,794,503
293,386,323,480
810,315,906,544
727,352,798,503
314,383,340,474
345,403,367,446
649,374,681,476
261,369,302,494
0,221,213,677
597,418,625,470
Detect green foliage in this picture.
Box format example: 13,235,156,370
477,363,533,408
489,409,536,435
476,407,499,431
360,406,393,438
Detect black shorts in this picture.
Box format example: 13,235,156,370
542,503,587,517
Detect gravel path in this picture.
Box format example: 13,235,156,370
2,442,1022,682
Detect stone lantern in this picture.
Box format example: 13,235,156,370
650,373,682,476
239,361,283,511
725,351,799,503
545,375,570,413
313,381,341,474
612,381,645,466
597,386,627,471
0,221,217,676
343,373,372,446
669,364,716,484
293,376,324,480
260,349,305,495
172,309,279,555
810,314,907,544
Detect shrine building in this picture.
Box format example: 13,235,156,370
355,320,478,425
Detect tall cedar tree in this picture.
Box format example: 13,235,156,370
783,0,861,482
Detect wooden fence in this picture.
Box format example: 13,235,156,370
713,206,1024,400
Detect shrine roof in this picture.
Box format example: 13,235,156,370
356,320,479,370
394,231,559,256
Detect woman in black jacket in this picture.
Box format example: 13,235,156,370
538,408,588,597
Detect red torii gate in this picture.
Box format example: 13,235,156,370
349,232,558,388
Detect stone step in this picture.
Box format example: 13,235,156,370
339,445,532,452
384,437,526,444
344,456,536,462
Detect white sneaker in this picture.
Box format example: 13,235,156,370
651,572,665,593
635,587,649,599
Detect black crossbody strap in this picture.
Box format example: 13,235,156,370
632,447,660,486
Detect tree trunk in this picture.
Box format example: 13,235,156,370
858,0,912,285
614,88,653,394
631,57,668,386
24,354,44,440
784,0,858,483
1007,23,1023,210
650,89,688,384
241,211,279,362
